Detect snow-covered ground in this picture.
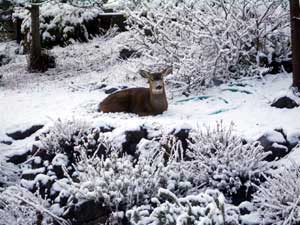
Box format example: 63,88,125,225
0,32,299,154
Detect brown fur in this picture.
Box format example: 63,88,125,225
98,68,171,116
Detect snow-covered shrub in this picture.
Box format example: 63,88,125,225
0,159,19,187
68,147,192,212
127,188,240,225
13,2,105,49
39,119,90,154
253,166,300,225
38,119,115,176
127,0,290,92
0,186,68,225
186,122,270,204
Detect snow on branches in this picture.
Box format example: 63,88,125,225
13,1,105,48
127,0,290,92
67,148,191,212
186,122,270,203
0,186,68,225
127,188,240,225
253,165,300,225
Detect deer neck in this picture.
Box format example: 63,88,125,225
149,88,168,112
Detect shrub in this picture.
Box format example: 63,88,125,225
186,122,270,204
13,2,105,49
0,186,68,225
253,165,300,225
68,149,192,212
39,119,91,155
127,188,240,225
0,159,19,187
126,0,290,92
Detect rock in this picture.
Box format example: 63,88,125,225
7,149,30,164
287,132,300,149
257,129,290,161
96,83,107,90
6,124,44,140
0,140,12,145
21,167,46,180
31,156,43,169
212,78,224,86
271,96,299,109
239,201,254,215
105,87,118,94
269,59,293,74
123,127,148,157
119,48,139,60
64,199,111,225
0,54,11,66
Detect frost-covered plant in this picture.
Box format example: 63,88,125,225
0,159,19,187
107,0,198,10
186,122,270,202
127,188,240,225
68,147,192,212
0,186,68,225
127,0,290,92
39,119,90,154
13,1,105,49
253,166,300,225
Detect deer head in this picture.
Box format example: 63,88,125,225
139,67,172,95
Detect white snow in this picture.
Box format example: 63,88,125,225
52,154,69,166
0,32,299,159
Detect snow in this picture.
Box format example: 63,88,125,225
287,131,300,146
52,154,69,166
0,32,300,159
240,212,262,225
261,130,286,144
278,146,300,168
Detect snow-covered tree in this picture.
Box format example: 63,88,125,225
127,0,290,92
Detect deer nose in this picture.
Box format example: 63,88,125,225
156,85,163,90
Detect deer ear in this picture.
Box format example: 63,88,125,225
162,67,173,76
139,70,150,78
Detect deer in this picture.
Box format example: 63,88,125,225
98,67,172,116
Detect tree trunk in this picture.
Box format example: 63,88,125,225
290,0,300,89
29,3,42,71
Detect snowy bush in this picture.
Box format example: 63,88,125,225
127,0,290,92
68,149,192,212
0,186,68,225
0,159,19,187
253,166,300,225
39,119,90,154
13,2,105,49
127,188,240,225
186,122,270,203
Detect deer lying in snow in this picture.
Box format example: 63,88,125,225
98,67,172,116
